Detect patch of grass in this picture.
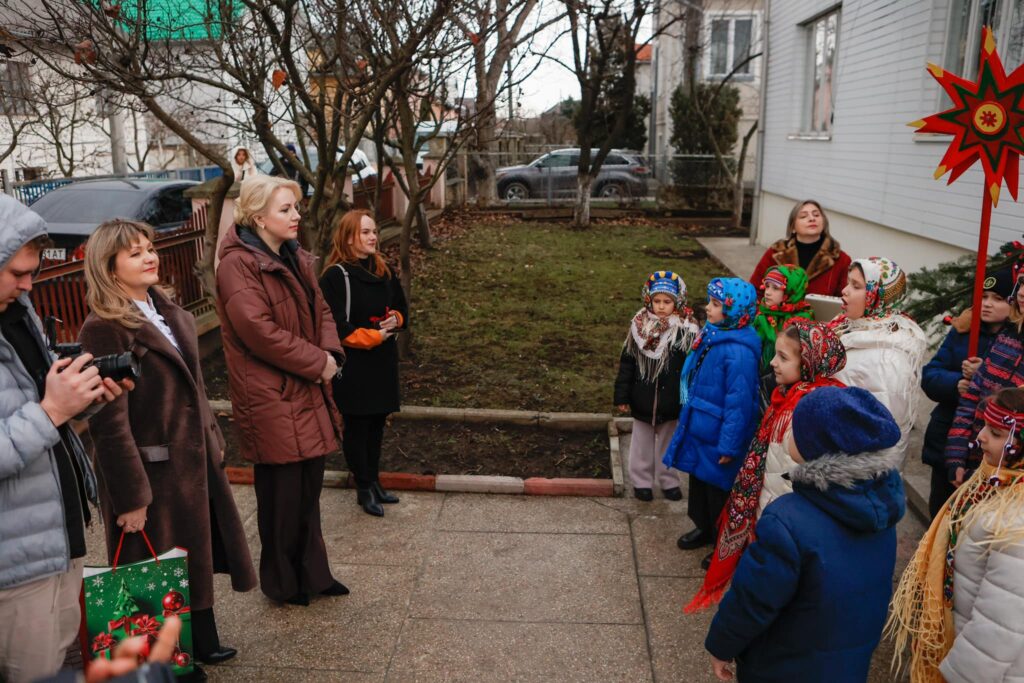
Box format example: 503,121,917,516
403,220,724,412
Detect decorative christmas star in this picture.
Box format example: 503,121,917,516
910,27,1024,205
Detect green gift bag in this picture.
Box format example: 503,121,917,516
81,530,194,676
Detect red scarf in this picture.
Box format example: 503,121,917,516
684,376,845,612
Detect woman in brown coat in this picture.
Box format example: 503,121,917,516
215,175,348,606
78,220,257,675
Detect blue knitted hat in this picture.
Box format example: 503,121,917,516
791,387,901,461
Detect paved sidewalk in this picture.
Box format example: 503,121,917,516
83,468,922,681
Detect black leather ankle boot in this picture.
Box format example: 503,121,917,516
356,487,384,517
371,481,399,504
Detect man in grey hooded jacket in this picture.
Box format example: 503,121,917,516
0,195,128,683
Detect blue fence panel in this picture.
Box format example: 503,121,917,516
16,179,75,205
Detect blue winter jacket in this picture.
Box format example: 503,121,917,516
919,319,1000,468
662,325,760,491
705,447,905,683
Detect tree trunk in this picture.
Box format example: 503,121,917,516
472,104,498,206
573,174,593,228
195,172,233,298
397,202,415,359
416,202,432,249
733,120,758,231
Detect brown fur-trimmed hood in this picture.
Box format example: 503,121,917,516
768,235,844,281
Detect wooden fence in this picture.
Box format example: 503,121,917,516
30,207,211,343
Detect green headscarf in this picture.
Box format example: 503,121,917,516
752,264,814,369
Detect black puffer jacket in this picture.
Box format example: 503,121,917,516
613,346,687,425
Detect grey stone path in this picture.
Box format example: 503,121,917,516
83,454,923,681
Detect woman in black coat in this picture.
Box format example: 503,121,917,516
319,210,408,516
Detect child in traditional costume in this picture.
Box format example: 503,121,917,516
686,318,846,611
945,267,1024,489
614,271,699,501
888,386,1024,683
663,277,760,556
706,387,905,683
831,256,927,463
752,265,814,404
921,268,1013,518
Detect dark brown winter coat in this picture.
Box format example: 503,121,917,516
215,225,343,464
78,288,257,611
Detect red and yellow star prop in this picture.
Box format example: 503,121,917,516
911,26,1024,356
910,27,1024,206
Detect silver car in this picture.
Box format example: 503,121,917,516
495,148,650,201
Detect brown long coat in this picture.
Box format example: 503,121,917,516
215,225,343,464
78,289,257,610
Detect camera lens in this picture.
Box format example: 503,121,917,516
91,352,141,382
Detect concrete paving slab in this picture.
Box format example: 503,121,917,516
409,531,642,624
435,493,628,535
319,489,445,529
322,524,436,569
631,512,708,578
640,576,717,683
210,563,415,674
386,618,652,682
696,236,763,280
317,490,445,567
208,665,383,682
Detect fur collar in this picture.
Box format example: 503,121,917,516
789,446,903,491
770,235,843,281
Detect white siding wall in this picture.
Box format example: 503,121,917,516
757,0,1024,258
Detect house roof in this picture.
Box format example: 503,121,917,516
635,44,652,62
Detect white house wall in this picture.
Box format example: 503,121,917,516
756,0,1024,270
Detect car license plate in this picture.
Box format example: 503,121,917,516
43,248,66,261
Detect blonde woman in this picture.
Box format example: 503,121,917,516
78,220,257,673
215,175,348,606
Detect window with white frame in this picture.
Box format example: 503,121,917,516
706,15,757,80
805,9,840,135
944,0,1024,82
0,61,33,116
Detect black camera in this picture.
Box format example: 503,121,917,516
45,317,141,382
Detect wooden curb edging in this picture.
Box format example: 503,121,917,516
214,400,620,497
224,466,614,497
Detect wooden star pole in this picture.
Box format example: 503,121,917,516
911,27,1024,356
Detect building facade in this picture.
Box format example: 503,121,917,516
754,0,1024,272
644,0,763,183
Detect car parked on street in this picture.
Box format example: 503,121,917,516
495,149,650,201
29,179,199,261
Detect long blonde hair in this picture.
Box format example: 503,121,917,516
84,219,162,329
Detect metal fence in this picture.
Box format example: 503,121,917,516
8,166,223,206
30,205,210,343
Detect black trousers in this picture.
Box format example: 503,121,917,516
342,413,389,489
687,474,729,534
929,463,957,520
253,456,334,601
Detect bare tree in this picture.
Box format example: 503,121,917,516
2,0,465,297
562,0,654,228
25,73,105,177
456,0,565,206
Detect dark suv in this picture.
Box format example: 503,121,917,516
29,179,198,261
495,148,650,201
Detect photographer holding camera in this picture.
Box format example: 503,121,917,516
78,220,257,678
0,196,129,683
